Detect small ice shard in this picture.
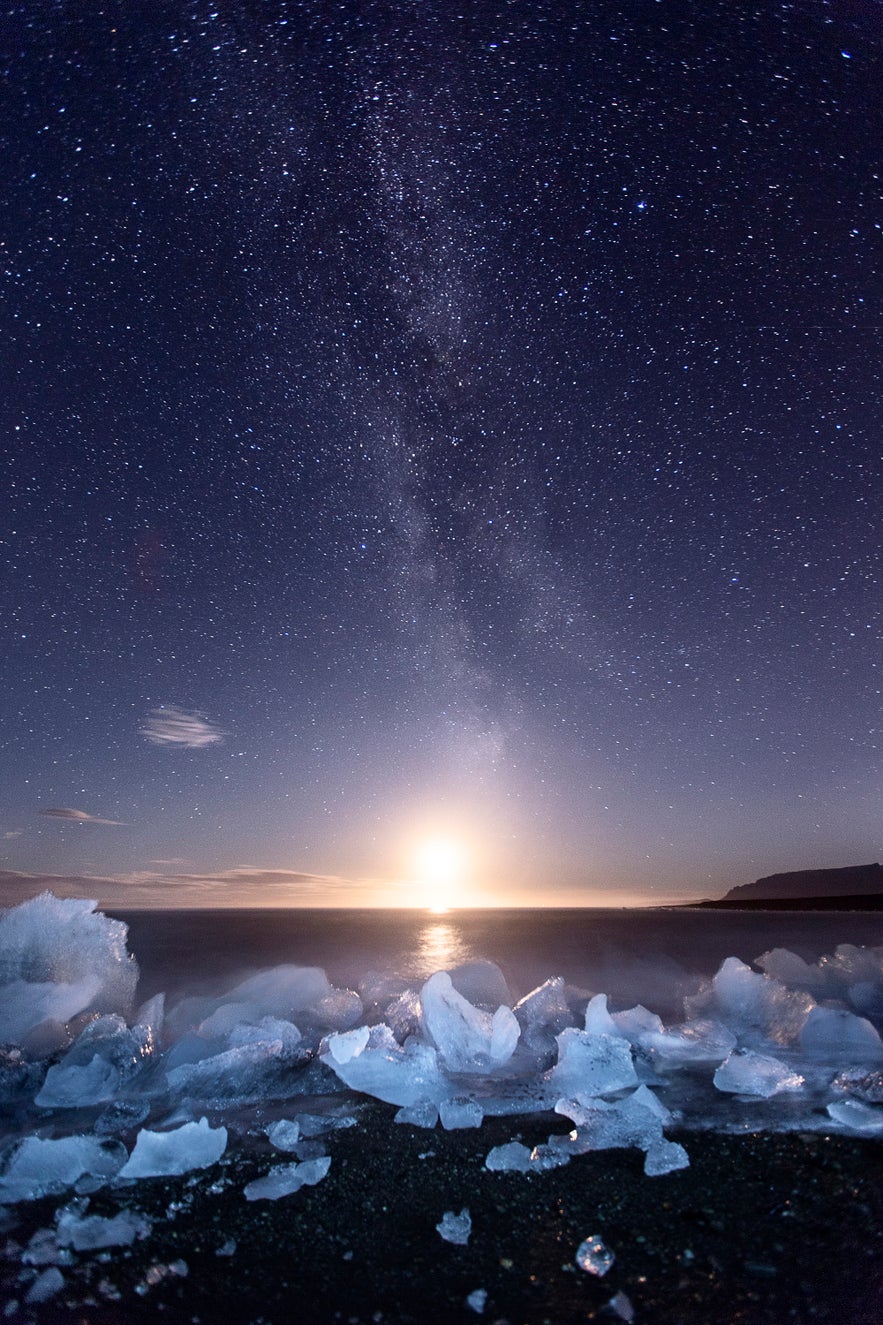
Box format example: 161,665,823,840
439,1096,484,1130
56,1207,151,1250
800,1006,883,1062
394,1101,439,1128
0,1135,126,1203
25,1266,65,1304
295,1111,358,1136
266,1119,301,1151
436,1207,471,1245
216,1238,236,1256
321,1023,449,1106
421,971,519,1072
119,1117,227,1179
575,1233,614,1276
713,1049,804,1098
549,1028,638,1095
485,1141,532,1172
826,1099,883,1133
243,1155,331,1201
466,1287,487,1314
644,1139,690,1176
584,993,620,1037
514,976,572,1051
641,1018,736,1067
607,1289,635,1322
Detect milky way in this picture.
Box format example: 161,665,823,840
1,1,880,904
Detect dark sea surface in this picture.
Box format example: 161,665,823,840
111,906,883,1020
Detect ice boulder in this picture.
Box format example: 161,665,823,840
322,1023,450,1106
713,1049,805,1098
0,1135,127,1203
0,894,138,1048
420,972,519,1072
119,1117,227,1179
548,1028,638,1096
704,957,814,1044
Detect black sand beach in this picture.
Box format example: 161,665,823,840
3,1105,881,1324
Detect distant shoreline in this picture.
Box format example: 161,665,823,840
683,893,883,912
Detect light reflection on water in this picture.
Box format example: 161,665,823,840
410,918,473,977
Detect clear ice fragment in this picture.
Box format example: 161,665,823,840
466,1288,487,1314
266,1119,301,1151
243,1155,331,1201
575,1234,614,1276
607,1289,635,1322
713,1049,804,1098
0,1135,126,1203
436,1207,471,1244
644,1139,690,1176
439,1096,484,1130
394,1101,439,1128
549,1028,638,1095
119,1117,227,1179
484,1141,532,1172
25,1266,65,1304
56,1207,151,1250
826,1099,883,1133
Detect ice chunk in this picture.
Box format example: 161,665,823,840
94,1100,150,1135
799,1006,883,1062
825,1099,883,1134
228,1016,302,1052
436,1207,471,1245
325,1025,370,1064
642,1018,736,1067
421,972,519,1072
394,1101,439,1128
322,1023,450,1106
439,1096,484,1129
584,993,620,1037
243,1155,331,1201
607,1290,635,1322
384,988,422,1043
26,1266,65,1304
713,1049,804,1098
36,1013,156,1109
575,1234,614,1276
611,1004,665,1042
266,1119,301,1151
527,1143,570,1171
548,1028,638,1096
119,1117,227,1179
0,893,138,1047
295,1111,358,1137
36,1052,120,1109
555,1089,666,1155
644,1139,690,1176
708,957,813,1044
514,977,572,1050
466,1287,487,1314
165,1037,307,1102
485,1141,532,1172
831,1069,883,1103
449,960,512,1010
0,1135,126,1203
56,1206,151,1250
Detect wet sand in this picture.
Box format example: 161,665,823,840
3,1106,881,1324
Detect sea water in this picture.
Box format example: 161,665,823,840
1,894,881,1206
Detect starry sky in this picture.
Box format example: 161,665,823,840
1,0,880,909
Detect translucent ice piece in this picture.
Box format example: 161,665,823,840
119,1117,227,1179
439,1096,484,1130
436,1207,471,1244
165,1038,307,1102
394,1101,439,1128
421,972,519,1072
713,1049,804,1098
800,1006,883,1062
243,1155,331,1201
26,1266,65,1304
0,1135,126,1203
644,1139,690,1176
56,1207,151,1250
466,1287,487,1314
485,1141,532,1172
549,1028,638,1096
709,957,814,1044
575,1234,614,1276
641,1018,736,1067
611,1004,665,1043
322,1023,449,1106
266,1119,301,1151
584,993,620,1037
607,1290,635,1322
514,977,572,1050
826,1099,883,1133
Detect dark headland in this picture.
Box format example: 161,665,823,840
688,862,883,911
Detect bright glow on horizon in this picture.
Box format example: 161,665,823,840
412,836,468,912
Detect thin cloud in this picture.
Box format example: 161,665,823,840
3,830,23,839
140,706,225,748
39,807,124,826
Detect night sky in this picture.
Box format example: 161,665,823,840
1,1,880,909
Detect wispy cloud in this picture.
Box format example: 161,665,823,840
38,807,124,826
0,866,364,910
140,706,225,748
3,830,23,840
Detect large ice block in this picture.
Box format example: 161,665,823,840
420,972,519,1072
548,1028,638,1096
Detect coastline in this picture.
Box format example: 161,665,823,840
3,1105,881,1324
